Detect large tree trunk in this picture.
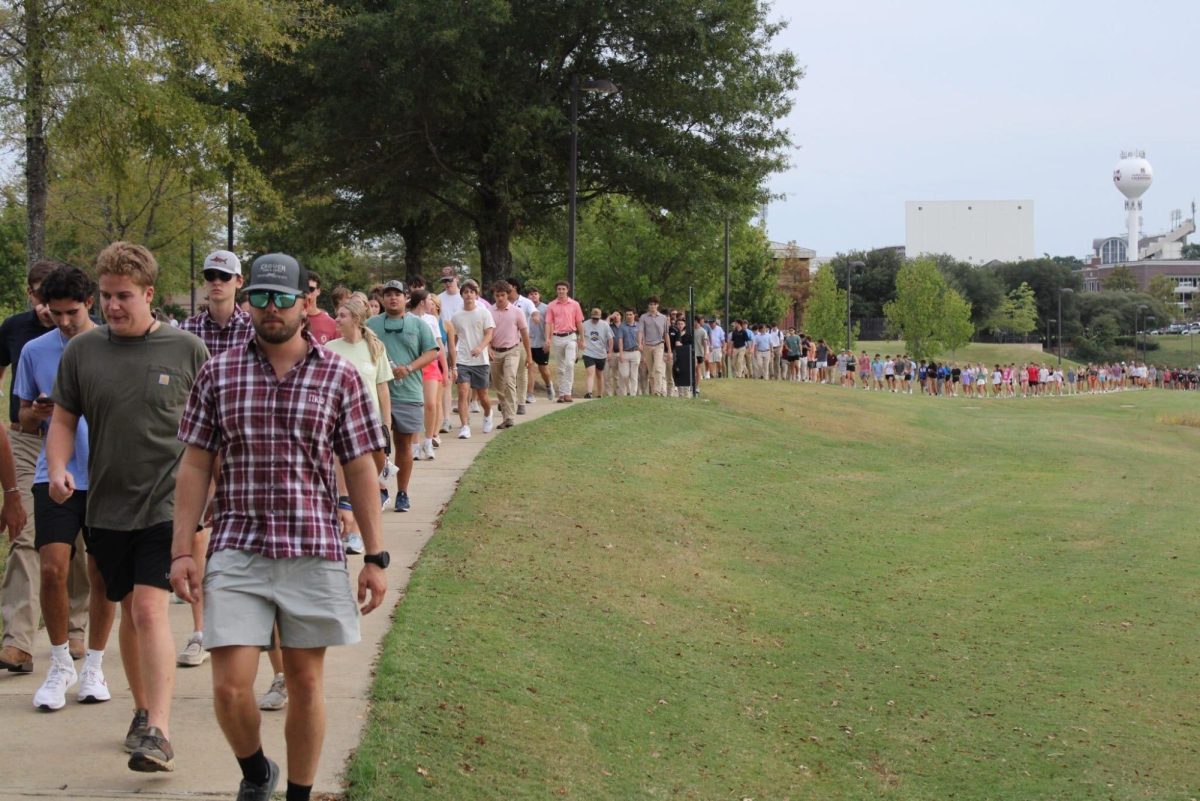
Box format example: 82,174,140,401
24,0,47,270
475,215,513,288
397,218,426,281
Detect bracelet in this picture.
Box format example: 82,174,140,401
170,554,194,563
3,487,18,494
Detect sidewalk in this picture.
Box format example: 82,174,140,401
0,395,574,800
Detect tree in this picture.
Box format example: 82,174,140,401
884,258,948,360
803,264,848,348
1147,274,1178,305
937,256,1005,330
241,0,803,286
0,0,320,268
1182,243,1200,260
939,289,974,355
1103,265,1138,291
987,282,1038,340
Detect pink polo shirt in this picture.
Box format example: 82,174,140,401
543,298,583,335
490,304,528,349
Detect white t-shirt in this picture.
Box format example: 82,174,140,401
438,290,464,325
420,312,442,345
451,306,496,367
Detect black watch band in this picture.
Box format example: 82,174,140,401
364,551,390,569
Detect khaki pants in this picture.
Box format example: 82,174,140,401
515,345,528,404
1,430,88,653
643,344,667,396
550,335,577,398
605,356,619,396
618,350,641,396
491,346,521,422
753,350,772,379
732,347,749,378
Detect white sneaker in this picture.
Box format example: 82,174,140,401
482,414,494,433
457,425,471,439
77,662,111,703
176,633,209,667
439,420,452,433
525,393,535,404
33,658,77,711
379,458,397,481
411,443,421,460
258,672,288,711
344,532,365,555
423,443,436,461
470,400,482,413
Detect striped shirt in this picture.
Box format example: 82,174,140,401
177,332,386,561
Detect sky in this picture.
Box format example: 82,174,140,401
764,0,1200,259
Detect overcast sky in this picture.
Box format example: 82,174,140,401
764,0,1200,259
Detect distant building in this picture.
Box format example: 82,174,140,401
769,241,814,329
905,200,1034,264
1091,217,1194,264
1080,260,1200,313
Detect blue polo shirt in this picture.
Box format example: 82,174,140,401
13,329,90,488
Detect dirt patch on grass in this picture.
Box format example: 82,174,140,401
1158,414,1200,429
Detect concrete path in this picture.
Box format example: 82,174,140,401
0,394,573,800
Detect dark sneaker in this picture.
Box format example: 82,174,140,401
237,756,280,801
123,708,150,752
128,726,175,772
394,490,410,512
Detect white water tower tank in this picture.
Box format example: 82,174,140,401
1113,152,1153,262
1113,155,1153,199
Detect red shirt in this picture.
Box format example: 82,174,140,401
177,332,387,561
1026,366,1039,382
306,309,338,345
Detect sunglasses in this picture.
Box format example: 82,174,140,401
307,285,319,293
246,290,300,309
203,270,236,283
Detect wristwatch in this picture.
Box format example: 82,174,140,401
364,551,390,569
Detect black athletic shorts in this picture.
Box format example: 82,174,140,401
88,521,173,602
32,483,89,553
786,354,801,362
530,346,550,366
583,356,606,370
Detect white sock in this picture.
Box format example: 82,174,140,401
85,649,104,668
191,630,203,642
50,642,70,662
424,438,433,450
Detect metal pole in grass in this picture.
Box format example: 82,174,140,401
1144,316,1154,363
690,285,697,398
724,216,731,379
847,260,865,352
1057,287,1073,366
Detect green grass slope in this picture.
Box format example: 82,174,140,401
349,383,1200,801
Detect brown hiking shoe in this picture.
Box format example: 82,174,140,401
123,708,149,752
128,726,175,772
0,645,32,673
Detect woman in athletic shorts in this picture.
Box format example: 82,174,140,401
410,289,447,460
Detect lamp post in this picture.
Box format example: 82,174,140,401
847,260,864,351
567,76,619,297
1047,318,1055,356
1135,304,1148,361
1057,288,1073,366
1143,316,1154,363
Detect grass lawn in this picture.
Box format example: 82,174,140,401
348,381,1200,800
1144,334,1200,368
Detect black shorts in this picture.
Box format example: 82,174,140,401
846,364,855,372
786,354,800,362
583,356,606,371
88,521,173,602
530,347,550,366
32,483,89,553
1029,380,1039,386
807,360,817,369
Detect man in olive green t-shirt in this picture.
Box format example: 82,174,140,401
365,280,437,513
47,242,208,775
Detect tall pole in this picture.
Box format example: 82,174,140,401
724,216,731,379
846,264,853,352
567,76,579,297
690,285,697,397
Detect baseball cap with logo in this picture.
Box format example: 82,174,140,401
382,279,408,293
245,253,307,295
203,249,241,276
439,265,458,283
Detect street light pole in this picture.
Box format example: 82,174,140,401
1144,316,1155,363
847,260,864,351
1136,304,1148,362
567,77,618,297
1057,287,1073,366
1047,318,1055,357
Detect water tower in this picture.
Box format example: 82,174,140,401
1113,151,1153,262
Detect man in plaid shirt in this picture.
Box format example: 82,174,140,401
169,254,388,801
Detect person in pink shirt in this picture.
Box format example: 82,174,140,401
487,281,532,427
542,281,584,402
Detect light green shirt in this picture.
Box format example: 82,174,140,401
324,336,391,418
365,312,436,406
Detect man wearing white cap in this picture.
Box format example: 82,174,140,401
175,250,252,669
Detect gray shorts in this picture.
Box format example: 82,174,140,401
202,549,360,650
456,363,490,389
390,402,424,435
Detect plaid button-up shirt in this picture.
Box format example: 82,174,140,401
177,332,387,561
180,307,254,357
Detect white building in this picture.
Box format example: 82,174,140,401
905,200,1035,264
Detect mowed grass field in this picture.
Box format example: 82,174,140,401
349,381,1200,800
857,340,1078,368
1145,334,1200,368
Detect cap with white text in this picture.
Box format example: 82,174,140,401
245,253,307,295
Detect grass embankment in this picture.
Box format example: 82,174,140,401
349,382,1200,800
1144,334,1200,368
857,340,1079,368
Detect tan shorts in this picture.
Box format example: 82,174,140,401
203,549,361,650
